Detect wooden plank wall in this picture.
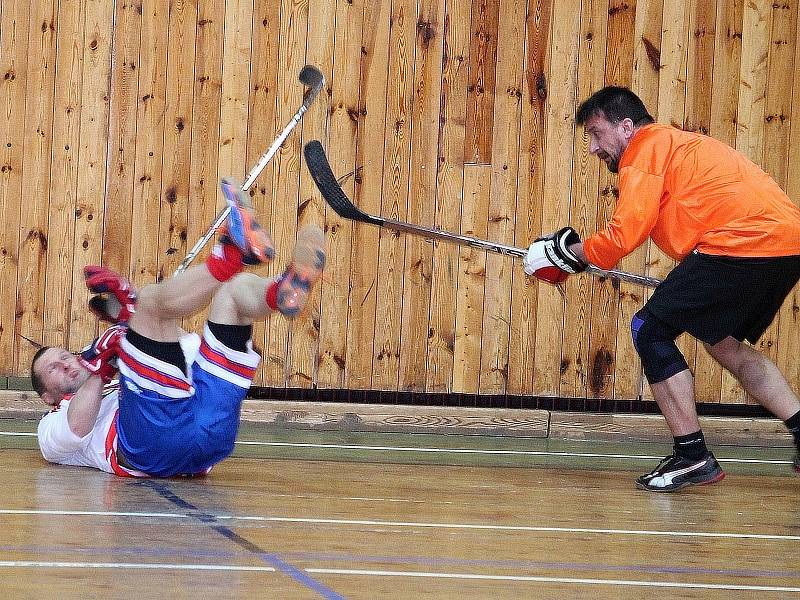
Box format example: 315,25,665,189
1,0,800,406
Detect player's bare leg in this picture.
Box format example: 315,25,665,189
705,336,800,420
649,369,700,436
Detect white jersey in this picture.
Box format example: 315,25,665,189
37,333,202,477
37,390,121,474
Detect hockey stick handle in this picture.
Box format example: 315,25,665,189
173,104,310,275
174,67,325,275
378,216,662,288
302,139,661,289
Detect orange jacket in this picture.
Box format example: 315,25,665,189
583,124,800,269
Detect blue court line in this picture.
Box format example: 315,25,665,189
3,542,797,581
140,480,346,600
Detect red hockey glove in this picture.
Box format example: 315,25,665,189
84,266,138,323
79,324,126,383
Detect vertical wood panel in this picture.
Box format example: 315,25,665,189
561,0,607,399
533,0,581,395
463,0,499,164
248,0,281,386
103,0,141,275
507,0,552,395
426,0,470,392
182,0,225,337
129,0,169,288
43,0,86,349
157,0,197,282
371,0,416,391
453,164,490,393
341,0,385,391
398,0,445,392
68,0,114,352
289,0,335,388
477,0,525,394
0,1,30,368
15,0,57,370
317,0,362,388
264,0,310,385
585,0,636,400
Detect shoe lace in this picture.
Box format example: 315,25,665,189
648,452,681,476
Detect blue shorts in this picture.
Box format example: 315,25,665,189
115,324,260,477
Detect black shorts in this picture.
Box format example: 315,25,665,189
644,252,800,346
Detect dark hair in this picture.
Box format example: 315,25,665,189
30,345,52,397
576,86,655,126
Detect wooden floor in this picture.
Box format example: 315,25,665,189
0,425,799,599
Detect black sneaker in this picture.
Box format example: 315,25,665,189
793,449,799,474
636,452,725,492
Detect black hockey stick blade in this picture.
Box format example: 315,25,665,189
299,64,325,90
303,141,383,226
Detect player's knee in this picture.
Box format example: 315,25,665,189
631,308,688,384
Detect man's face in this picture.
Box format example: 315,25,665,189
34,347,90,406
583,112,635,173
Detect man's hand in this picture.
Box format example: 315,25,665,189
84,266,137,323
523,226,585,284
79,324,126,384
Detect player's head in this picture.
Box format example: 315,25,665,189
31,346,90,406
576,86,655,173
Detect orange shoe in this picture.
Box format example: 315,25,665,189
218,178,275,264
270,225,326,317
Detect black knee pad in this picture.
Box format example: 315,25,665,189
631,308,688,384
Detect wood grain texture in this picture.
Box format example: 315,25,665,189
426,0,470,392
1,0,799,411
15,0,58,371
317,0,363,389
507,0,551,395
562,0,608,399
371,0,416,392
0,1,30,368
453,165,490,394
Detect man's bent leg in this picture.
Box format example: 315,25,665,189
705,336,800,420
631,308,724,491
650,369,700,436
130,264,224,342
707,336,800,473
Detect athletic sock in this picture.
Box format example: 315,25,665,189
784,409,800,448
673,430,709,461
264,274,285,311
206,242,244,282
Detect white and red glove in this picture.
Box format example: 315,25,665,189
79,324,126,383
523,227,585,284
84,266,137,324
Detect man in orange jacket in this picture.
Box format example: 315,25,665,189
523,86,800,492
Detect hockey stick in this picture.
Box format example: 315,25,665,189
303,140,662,289
174,65,326,275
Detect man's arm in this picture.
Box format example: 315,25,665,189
66,374,106,437
69,323,126,437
